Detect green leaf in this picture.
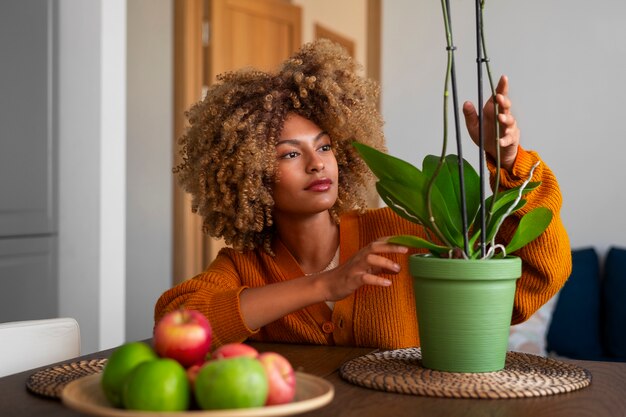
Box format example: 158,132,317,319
376,182,425,225
353,142,551,259
504,207,553,254
355,145,469,249
422,155,480,239
484,182,541,218
388,235,449,257
481,199,527,243
353,142,422,186
422,155,461,232
376,177,463,249
456,157,481,226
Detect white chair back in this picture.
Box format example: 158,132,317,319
0,318,81,377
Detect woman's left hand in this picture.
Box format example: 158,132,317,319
462,75,520,172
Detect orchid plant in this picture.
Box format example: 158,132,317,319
354,0,552,260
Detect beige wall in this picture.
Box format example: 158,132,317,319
292,0,367,71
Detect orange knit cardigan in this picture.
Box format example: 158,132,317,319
155,147,571,350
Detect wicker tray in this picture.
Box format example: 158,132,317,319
340,348,591,399
26,358,108,399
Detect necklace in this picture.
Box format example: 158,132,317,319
305,247,340,276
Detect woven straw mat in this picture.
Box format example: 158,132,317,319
339,348,591,399
26,358,108,399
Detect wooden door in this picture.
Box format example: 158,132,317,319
210,0,301,78
173,0,301,284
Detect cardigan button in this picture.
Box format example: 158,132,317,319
322,321,334,334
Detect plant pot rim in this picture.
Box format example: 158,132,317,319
409,253,522,281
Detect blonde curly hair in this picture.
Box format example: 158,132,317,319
175,39,386,254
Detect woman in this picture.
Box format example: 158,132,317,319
155,40,571,350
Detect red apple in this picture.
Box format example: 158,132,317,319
212,343,259,360
186,363,202,388
153,309,212,368
257,352,296,405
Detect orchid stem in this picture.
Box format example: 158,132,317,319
437,0,469,255
474,0,487,257
479,0,502,220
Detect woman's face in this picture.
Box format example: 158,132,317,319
273,113,339,217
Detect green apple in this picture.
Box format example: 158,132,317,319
122,358,190,411
100,342,158,407
194,356,268,410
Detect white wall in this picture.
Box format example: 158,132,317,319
57,0,173,353
382,0,626,256
58,0,126,353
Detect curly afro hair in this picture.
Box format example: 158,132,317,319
174,39,386,254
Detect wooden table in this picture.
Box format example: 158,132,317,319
1,341,625,417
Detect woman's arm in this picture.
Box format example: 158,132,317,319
155,240,408,343
492,147,572,323
240,239,407,329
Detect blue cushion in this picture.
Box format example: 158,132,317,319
602,247,626,361
547,248,605,360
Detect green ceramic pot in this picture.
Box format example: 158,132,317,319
409,254,522,373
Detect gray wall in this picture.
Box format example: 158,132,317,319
382,0,626,256
0,0,58,322
126,0,173,343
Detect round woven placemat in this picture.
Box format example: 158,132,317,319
26,358,108,399
339,348,591,399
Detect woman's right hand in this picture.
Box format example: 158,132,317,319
462,75,520,172
240,238,408,331
319,237,408,302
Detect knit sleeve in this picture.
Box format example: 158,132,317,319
153,252,258,347
487,146,572,323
